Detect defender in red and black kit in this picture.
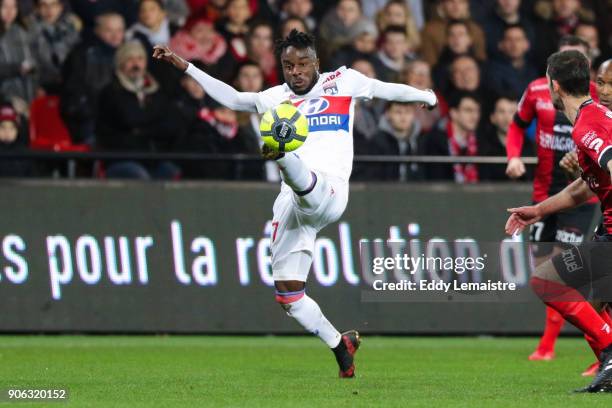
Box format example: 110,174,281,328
505,50,612,393
505,37,599,364
506,37,598,259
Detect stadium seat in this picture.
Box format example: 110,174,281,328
29,95,89,152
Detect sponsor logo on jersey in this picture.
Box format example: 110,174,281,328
322,70,342,84
323,82,338,95
581,130,603,153
553,124,572,134
295,96,351,132
536,99,555,111
539,132,575,152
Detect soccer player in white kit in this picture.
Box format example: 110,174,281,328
153,30,436,378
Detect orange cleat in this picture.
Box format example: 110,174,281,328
528,349,555,361
582,361,600,377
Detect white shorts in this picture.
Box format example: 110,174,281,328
270,172,348,282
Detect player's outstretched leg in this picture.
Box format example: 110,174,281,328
529,306,564,361
275,278,360,378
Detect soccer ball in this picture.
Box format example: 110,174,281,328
259,103,309,153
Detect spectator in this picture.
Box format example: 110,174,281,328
432,20,478,90
28,0,80,94
423,91,481,183
363,0,425,30
367,101,424,181
215,0,252,62
169,17,229,77
327,19,378,71
127,0,183,92
575,22,601,66
96,41,180,179
486,24,538,97
280,0,316,32
277,16,309,39
245,21,279,86
0,0,37,105
375,0,420,52
351,58,383,141
478,94,520,180
70,0,139,36
60,12,125,145
163,0,189,27
317,0,366,63
373,25,415,82
420,0,486,67
533,0,594,72
126,0,178,48
401,59,441,132
0,104,32,177
444,55,493,116
480,0,536,63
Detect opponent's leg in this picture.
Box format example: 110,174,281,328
530,254,612,391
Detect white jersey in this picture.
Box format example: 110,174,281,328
254,67,376,182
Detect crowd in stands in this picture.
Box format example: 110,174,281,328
0,0,610,182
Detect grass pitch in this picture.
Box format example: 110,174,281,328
1,336,612,407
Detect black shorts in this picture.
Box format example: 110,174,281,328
529,203,597,257
552,231,612,301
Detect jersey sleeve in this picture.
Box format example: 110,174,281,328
341,68,376,99
575,123,612,169
506,84,536,159
254,85,286,114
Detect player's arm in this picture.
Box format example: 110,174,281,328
152,45,259,113
505,178,595,235
505,86,535,179
369,79,437,108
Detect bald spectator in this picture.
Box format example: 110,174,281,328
60,12,125,144
419,0,486,66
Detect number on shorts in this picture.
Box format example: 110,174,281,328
531,221,545,242
272,221,279,242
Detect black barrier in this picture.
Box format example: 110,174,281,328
0,180,596,334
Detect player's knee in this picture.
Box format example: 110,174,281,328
274,288,305,312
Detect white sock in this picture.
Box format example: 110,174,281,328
277,153,314,193
286,294,342,348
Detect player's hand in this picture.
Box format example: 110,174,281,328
152,45,188,71
505,205,542,235
420,89,437,111
559,151,580,179
505,157,526,179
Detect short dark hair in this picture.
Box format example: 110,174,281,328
382,25,407,39
558,35,589,51
546,50,590,97
274,29,316,58
503,23,527,36
448,91,480,109
384,100,415,111
446,19,469,35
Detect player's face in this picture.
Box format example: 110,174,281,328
280,46,319,94
547,72,565,111
596,62,612,109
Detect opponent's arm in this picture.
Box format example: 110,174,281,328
153,45,259,113
505,178,595,235
505,87,535,179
